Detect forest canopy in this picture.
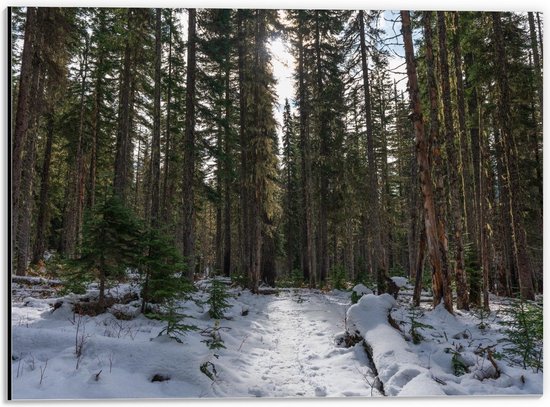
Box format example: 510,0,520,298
10,8,543,312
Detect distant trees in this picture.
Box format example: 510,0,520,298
11,8,542,307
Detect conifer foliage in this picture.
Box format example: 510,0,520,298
10,8,543,311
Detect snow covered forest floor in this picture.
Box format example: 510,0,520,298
11,276,542,399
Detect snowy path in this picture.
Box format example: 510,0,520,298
12,286,379,399
216,290,378,398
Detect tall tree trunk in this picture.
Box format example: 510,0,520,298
87,56,102,210
298,14,316,287
437,11,468,310
32,113,55,264
12,7,38,275
12,7,37,242
528,12,543,115
182,8,197,279
402,10,453,314
314,11,329,285
491,12,535,300
237,10,250,282
215,116,224,274
527,12,544,225
452,12,477,262
162,11,174,225
15,47,43,275
222,49,232,278
359,10,386,293
403,81,418,280
536,12,543,58
150,8,162,227
113,9,134,202
464,52,483,307
62,33,89,258
422,11,453,312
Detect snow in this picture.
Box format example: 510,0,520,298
347,291,543,397
390,276,408,288
352,284,373,296
11,277,543,399
347,294,444,396
11,282,379,399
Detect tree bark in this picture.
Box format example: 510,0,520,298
437,11,468,310
13,8,38,275
528,12,543,115
464,51,484,307
87,10,107,211
402,10,453,313
162,11,174,225
182,8,197,279
237,10,250,283
314,11,329,285
113,9,134,202
150,8,162,227
15,46,43,275
359,10,386,293
12,7,37,242
32,113,55,264
222,46,233,278
62,32,89,258
297,13,316,287
413,220,427,307
452,12,477,261
491,12,535,300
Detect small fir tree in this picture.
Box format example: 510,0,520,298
208,278,231,319
78,195,143,309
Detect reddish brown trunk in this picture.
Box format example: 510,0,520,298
402,10,453,314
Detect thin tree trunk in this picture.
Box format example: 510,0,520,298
113,9,134,201
314,11,329,285
464,51,483,307
403,81,418,280
162,11,174,225
359,10,386,293
182,8,197,279
437,11,468,309
215,117,224,273
62,33,89,258
150,8,162,227
223,49,232,278
402,10,453,314
32,113,55,264
413,221,427,307
528,12,543,115
298,14,316,287
536,12,543,58
422,11,453,312
452,12,477,261
237,10,250,282
492,12,535,301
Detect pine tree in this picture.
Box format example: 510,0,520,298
401,10,453,313
182,8,197,280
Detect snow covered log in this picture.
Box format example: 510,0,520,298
347,294,445,396
12,275,63,286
